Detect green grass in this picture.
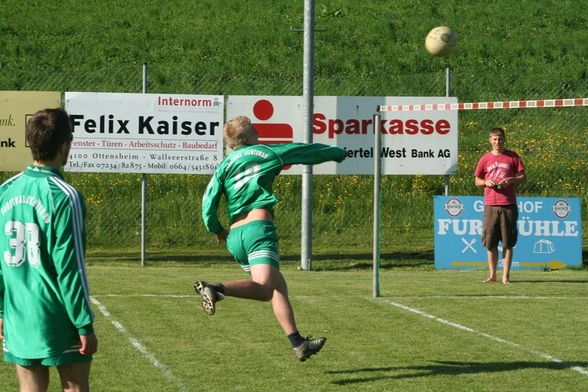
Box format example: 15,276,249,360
1,2,587,389
1,0,586,97
1,1,587,252
2,260,587,391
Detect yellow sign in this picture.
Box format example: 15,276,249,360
450,260,567,269
451,261,487,267
0,91,61,172
518,260,567,269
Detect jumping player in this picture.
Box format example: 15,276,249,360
197,115,345,361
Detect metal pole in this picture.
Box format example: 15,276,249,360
373,112,381,298
300,0,315,271
445,67,452,97
141,63,147,267
444,67,452,196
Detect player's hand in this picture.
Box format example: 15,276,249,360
79,333,98,355
499,178,512,187
216,229,229,245
484,179,497,188
0,318,3,340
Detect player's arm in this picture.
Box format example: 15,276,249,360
475,176,491,188
271,143,346,166
52,190,95,345
499,155,526,187
473,157,491,188
514,170,527,184
214,229,229,244
0,257,4,322
0,185,5,329
79,332,98,355
201,172,226,235
511,157,527,185
499,170,526,187
0,264,4,339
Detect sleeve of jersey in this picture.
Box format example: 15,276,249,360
274,143,346,166
52,188,94,335
201,173,225,234
473,155,486,178
516,155,525,173
0,184,6,318
0,261,4,318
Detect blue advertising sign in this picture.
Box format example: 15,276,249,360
434,196,582,270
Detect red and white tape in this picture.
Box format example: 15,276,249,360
379,98,588,112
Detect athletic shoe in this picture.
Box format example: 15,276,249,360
194,281,224,316
292,336,327,362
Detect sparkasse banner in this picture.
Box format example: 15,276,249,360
227,96,458,175
434,196,582,270
64,92,224,174
0,91,61,172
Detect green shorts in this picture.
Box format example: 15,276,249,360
4,350,92,367
227,220,280,272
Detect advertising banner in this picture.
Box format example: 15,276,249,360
227,96,458,175
64,92,224,174
434,196,582,270
0,91,61,172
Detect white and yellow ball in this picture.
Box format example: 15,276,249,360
425,26,457,57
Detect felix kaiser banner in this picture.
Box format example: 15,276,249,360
64,92,224,174
227,96,458,175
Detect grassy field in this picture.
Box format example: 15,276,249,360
1,0,586,96
1,260,586,391
1,3,587,389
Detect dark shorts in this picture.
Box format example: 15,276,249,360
482,204,518,249
4,350,92,367
226,220,280,272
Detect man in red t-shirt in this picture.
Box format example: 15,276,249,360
474,127,526,284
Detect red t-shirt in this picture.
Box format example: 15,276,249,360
474,149,525,205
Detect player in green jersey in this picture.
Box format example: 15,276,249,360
0,108,97,391
197,115,346,362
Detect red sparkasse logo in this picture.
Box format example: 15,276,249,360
313,113,452,139
251,99,293,144
251,99,294,169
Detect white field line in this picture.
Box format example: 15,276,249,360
387,295,588,300
95,294,588,300
90,296,187,391
97,294,193,298
381,299,588,377
93,293,588,377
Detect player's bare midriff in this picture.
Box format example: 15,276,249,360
231,208,273,229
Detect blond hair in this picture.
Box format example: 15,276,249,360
224,115,256,149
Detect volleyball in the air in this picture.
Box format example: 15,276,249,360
425,26,457,57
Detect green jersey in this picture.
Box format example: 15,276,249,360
202,143,345,234
0,165,94,359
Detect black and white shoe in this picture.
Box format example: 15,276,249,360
194,281,224,316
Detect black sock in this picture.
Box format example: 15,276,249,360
288,332,305,348
212,283,225,294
